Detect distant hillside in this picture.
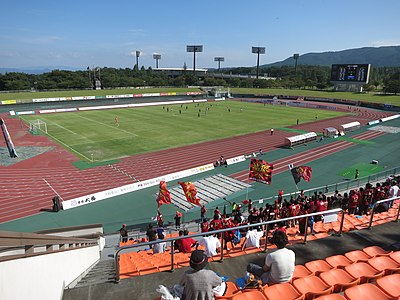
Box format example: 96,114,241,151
0,66,82,74
264,46,400,68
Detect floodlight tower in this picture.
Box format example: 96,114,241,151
135,50,141,70
214,57,224,72
153,53,161,69
293,53,300,75
252,46,266,79
186,45,203,75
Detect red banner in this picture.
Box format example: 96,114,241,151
178,181,201,206
156,180,171,208
248,158,273,184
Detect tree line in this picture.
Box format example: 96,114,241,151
0,65,399,94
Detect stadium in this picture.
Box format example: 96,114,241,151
0,84,399,300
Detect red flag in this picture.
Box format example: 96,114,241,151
302,166,312,182
291,166,312,184
178,181,201,206
156,180,171,208
248,158,274,184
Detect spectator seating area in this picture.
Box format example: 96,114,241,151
118,201,399,279
153,248,399,300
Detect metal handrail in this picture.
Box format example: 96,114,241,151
368,196,400,228
114,208,344,282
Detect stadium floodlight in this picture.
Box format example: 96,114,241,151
214,57,224,72
153,53,161,69
135,50,141,70
293,53,300,74
186,45,203,75
252,47,266,79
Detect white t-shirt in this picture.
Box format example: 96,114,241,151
244,229,263,248
153,241,166,254
198,236,221,257
389,185,399,198
264,248,295,284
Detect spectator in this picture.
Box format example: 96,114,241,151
146,224,157,247
241,228,264,251
180,250,222,300
119,224,128,243
246,231,295,285
197,233,221,258
153,233,166,254
174,211,182,230
200,205,207,221
175,230,197,253
201,218,210,233
157,210,164,228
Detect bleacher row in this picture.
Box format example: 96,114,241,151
118,202,399,279
154,247,399,300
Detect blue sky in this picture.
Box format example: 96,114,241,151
1,0,399,69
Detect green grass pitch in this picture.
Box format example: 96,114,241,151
20,100,349,162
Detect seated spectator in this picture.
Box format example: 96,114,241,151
247,231,295,285
175,229,197,253
241,228,264,251
197,233,221,257
180,250,223,300
153,233,167,254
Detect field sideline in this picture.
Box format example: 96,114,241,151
1,87,400,105
20,100,348,162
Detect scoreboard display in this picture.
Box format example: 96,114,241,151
331,64,370,83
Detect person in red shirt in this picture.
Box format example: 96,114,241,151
201,219,210,233
175,229,197,253
348,190,359,215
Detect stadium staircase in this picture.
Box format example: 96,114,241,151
74,259,116,288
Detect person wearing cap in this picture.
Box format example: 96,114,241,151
119,224,128,243
180,250,222,300
246,230,295,285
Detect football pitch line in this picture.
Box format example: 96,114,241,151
76,115,139,137
44,131,93,161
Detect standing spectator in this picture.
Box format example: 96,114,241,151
348,190,359,215
157,210,164,228
213,207,221,219
119,224,128,243
389,180,399,207
146,224,157,248
200,205,207,222
246,231,295,285
174,211,182,230
247,199,253,214
201,218,210,233
153,233,166,254
180,250,222,300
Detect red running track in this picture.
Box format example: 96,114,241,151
0,103,393,224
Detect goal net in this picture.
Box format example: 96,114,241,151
28,119,48,135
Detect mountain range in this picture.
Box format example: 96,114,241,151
1,46,399,74
263,45,400,68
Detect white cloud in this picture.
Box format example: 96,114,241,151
371,40,400,47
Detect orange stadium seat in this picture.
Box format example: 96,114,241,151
344,283,393,300
375,274,400,299
262,282,305,300
215,281,241,299
314,294,346,300
319,268,360,293
367,256,400,275
325,254,353,269
231,290,267,300
292,275,333,300
344,250,372,262
344,262,384,284
305,259,334,276
292,265,314,281
362,246,393,257
389,251,400,264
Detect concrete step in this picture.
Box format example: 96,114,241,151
74,260,116,288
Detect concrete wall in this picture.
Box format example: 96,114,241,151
0,245,100,300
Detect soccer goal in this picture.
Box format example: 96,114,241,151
28,119,48,135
